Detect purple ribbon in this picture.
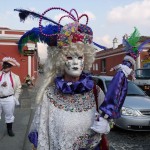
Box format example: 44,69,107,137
28,130,38,148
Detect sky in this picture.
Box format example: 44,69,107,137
0,0,150,61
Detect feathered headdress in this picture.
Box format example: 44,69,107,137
122,27,141,60
14,7,100,54
123,27,150,61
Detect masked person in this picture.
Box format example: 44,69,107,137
0,57,21,136
15,7,111,150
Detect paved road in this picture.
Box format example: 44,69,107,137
108,127,150,150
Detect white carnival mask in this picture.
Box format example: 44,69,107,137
64,54,84,77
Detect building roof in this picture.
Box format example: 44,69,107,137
96,36,150,58
0,27,26,42
0,27,11,30
140,36,150,42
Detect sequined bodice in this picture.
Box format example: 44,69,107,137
30,85,102,150
44,85,101,150
47,85,96,112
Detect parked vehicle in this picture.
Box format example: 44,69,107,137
134,68,150,96
92,75,150,131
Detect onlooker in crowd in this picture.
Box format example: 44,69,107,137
0,57,21,136
25,74,34,87
25,74,32,86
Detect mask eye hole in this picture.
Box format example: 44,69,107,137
66,56,72,60
78,56,83,60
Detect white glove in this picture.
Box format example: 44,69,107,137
91,117,110,134
13,96,20,106
119,64,132,77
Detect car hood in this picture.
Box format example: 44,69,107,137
123,96,150,110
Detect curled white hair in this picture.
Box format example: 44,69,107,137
36,42,95,104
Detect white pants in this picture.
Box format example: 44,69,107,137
0,96,15,123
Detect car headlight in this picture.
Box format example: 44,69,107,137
121,107,143,116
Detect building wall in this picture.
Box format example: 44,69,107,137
92,44,150,76
0,44,27,82
5,31,24,35
92,53,125,76
0,28,39,84
31,51,39,82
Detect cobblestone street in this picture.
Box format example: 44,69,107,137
108,127,150,150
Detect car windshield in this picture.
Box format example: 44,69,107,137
135,69,150,79
105,80,146,96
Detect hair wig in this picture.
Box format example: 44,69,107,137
36,42,95,104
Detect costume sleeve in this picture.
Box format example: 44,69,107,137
99,71,128,119
28,91,49,149
14,75,22,100
113,64,121,71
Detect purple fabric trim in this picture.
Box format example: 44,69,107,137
28,131,38,148
94,143,101,150
122,60,133,68
55,73,94,94
100,71,128,119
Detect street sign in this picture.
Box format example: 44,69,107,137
23,50,34,56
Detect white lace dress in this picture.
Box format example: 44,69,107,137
29,85,104,150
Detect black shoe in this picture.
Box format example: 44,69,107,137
7,129,15,137
6,123,15,137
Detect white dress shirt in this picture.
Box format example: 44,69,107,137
0,72,14,97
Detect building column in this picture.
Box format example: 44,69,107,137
28,56,31,76
27,43,35,76
136,55,141,69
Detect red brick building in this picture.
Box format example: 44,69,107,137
0,27,39,83
92,36,150,76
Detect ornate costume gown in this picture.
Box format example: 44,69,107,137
29,83,104,150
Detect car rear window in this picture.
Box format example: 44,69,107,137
105,80,146,96
127,82,146,96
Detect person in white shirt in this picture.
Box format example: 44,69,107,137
0,57,21,136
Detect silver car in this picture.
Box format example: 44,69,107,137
92,75,150,131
